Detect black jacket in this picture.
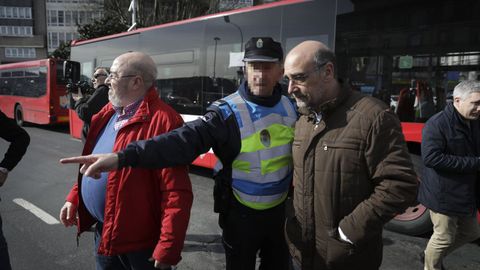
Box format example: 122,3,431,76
70,84,109,141
0,110,30,171
418,102,480,216
118,81,283,169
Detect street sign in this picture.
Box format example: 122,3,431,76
399,55,413,69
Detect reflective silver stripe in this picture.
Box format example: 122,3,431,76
253,113,288,130
281,96,296,119
232,187,287,203
234,101,255,138
232,165,291,184
240,109,295,138
237,143,292,161
229,93,296,138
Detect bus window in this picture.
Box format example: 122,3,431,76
56,60,66,84
0,59,68,125
0,67,46,97
157,77,203,115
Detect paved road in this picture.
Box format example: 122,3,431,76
0,124,478,269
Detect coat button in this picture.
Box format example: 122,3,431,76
323,145,328,151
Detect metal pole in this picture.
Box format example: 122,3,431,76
213,37,220,79
132,0,136,27
128,0,137,31
223,16,243,52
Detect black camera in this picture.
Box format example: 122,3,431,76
63,60,95,96
66,80,95,96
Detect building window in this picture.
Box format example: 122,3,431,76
65,10,72,26
5,47,36,58
0,26,33,37
48,10,58,26
49,32,59,49
72,11,78,25
19,7,25,18
0,7,32,19
6,7,13,18
78,11,85,24
48,31,77,50
58,10,64,26
58,32,65,45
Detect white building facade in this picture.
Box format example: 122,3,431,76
46,0,104,53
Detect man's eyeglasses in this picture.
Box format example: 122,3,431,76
93,73,108,79
283,61,329,85
106,73,137,81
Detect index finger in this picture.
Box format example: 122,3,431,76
60,156,97,164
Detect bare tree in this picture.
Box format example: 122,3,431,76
104,0,210,27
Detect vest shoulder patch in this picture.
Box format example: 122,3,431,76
210,100,233,120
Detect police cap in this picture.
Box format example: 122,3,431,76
243,37,283,63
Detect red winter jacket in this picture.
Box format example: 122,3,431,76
66,88,193,265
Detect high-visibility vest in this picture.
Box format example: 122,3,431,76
220,92,297,210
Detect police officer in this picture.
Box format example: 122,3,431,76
60,37,297,270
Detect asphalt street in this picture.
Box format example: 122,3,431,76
0,124,478,269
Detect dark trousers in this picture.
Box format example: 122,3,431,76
0,213,12,270
222,200,290,270
94,223,163,270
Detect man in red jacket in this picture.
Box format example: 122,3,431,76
59,52,193,270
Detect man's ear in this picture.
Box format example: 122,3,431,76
277,66,285,81
323,62,335,81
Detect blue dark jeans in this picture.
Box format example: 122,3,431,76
94,223,163,270
0,212,12,270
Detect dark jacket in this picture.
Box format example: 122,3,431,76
286,87,418,270
118,81,284,169
66,88,193,265
70,84,109,141
0,110,30,171
418,102,480,217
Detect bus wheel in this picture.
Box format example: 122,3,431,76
385,153,433,236
14,105,24,126
385,203,432,236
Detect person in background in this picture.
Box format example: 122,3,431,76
60,37,296,270
418,80,480,270
283,40,418,269
0,109,30,270
69,67,110,142
59,52,193,270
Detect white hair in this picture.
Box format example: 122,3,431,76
453,80,480,100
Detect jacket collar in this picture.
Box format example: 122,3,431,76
301,79,351,121
92,87,158,131
84,87,158,153
444,102,470,130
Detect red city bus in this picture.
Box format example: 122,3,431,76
69,0,337,166
0,58,70,125
68,0,480,235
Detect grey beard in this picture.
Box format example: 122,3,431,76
297,106,311,116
